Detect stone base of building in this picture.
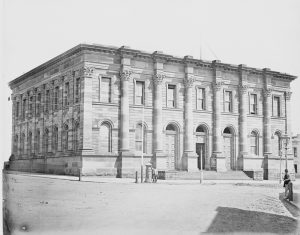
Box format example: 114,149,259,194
262,157,295,180
8,156,81,176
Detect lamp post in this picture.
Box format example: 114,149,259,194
280,134,290,183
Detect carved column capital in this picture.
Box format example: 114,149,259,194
213,81,224,91
153,72,165,85
239,85,249,94
184,75,195,88
120,70,132,81
80,66,94,77
263,88,273,98
285,91,292,100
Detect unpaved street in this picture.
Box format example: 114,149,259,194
3,173,299,235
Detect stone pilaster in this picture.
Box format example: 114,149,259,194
285,91,293,157
119,68,132,153
212,60,225,171
151,56,165,169
79,66,94,155
184,73,196,171
238,65,249,170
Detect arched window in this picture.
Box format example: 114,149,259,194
166,124,176,131
273,132,281,156
135,123,146,153
36,130,40,153
14,135,18,154
63,124,69,152
20,133,25,155
74,123,79,152
224,127,231,134
99,122,112,152
53,126,58,151
250,131,258,155
28,132,32,155
44,129,49,153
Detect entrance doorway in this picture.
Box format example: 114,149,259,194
196,143,205,170
195,125,208,170
223,127,235,170
165,124,178,170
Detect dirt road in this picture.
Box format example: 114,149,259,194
3,173,299,235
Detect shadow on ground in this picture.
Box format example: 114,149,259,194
206,207,298,234
279,192,300,218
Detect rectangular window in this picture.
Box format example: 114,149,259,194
250,135,258,155
250,94,257,114
224,91,232,112
75,78,80,103
29,97,33,115
36,93,41,116
45,90,50,112
101,77,111,103
54,86,59,110
294,147,298,158
16,102,20,117
64,82,69,106
273,96,280,117
167,85,176,108
197,88,205,110
135,81,144,105
22,99,26,119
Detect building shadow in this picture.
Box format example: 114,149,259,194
279,192,300,218
206,207,298,234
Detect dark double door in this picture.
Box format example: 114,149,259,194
196,143,205,170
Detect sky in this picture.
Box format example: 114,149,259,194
1,0,300,160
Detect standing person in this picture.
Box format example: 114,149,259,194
283,169,291,198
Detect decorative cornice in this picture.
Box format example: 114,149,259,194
184,75,195,88
285,91,292,100
263,88,273,98
120,70,132,81
8,43,297,90
153,72,165,85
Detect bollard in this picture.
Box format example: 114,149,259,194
135,171,138,183
78,168,82,181
141,165,143,183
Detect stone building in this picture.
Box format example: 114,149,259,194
8,43,297,179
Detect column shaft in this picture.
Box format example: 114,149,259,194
263,89,272,155
120,69,131,152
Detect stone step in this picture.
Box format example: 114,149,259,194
160,170,253,180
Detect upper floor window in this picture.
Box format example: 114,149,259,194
273,96,280,117
54,86,59,110
167,84,176,108
22,99,27,119
64,82,70,106
196,87,205,110
249,94,257,115
135,81,144,105
224,91,232,112
101,77,111,103
45,90,50,113
294,147,298,158
16,102,20,118
29,96,33,115
75,78,80,103
36,93,41,116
